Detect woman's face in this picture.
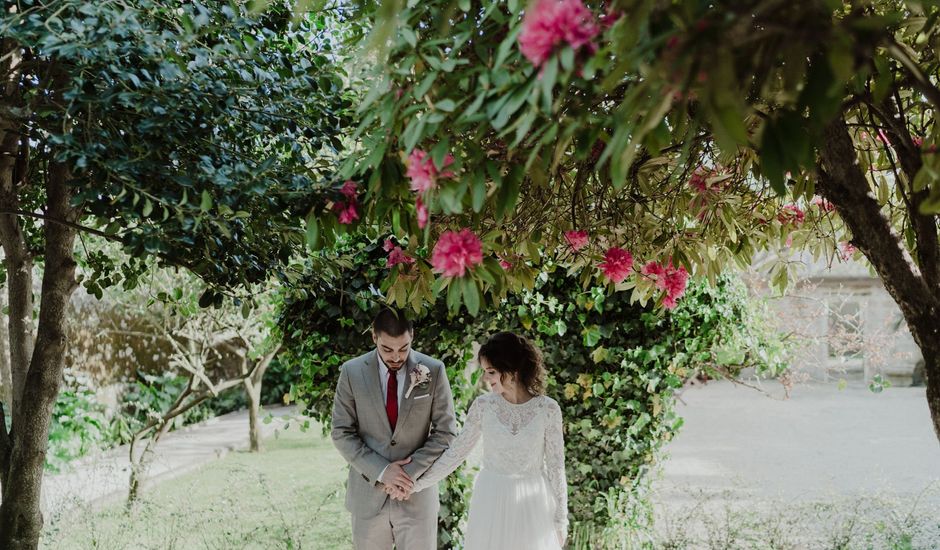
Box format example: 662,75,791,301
481,357,508,394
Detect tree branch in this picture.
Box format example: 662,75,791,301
0,208,120,242
885,39,940,114
816,117,936,320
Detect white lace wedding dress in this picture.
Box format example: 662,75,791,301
412,392,568,549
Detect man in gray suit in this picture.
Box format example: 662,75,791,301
331,308,457,549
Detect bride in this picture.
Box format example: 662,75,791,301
393,331,569,549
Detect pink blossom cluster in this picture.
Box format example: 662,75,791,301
407,148,457,230
564,230,589,251
598,247,633,283
334,180,360,224
431,229,484,277
416,197,429,229
518,0,599,68
384,239,416,268
812,196,835,213
839,241,857,261
688,167,727,194
407,149,455,193
641,260,689,309
777,204,805,226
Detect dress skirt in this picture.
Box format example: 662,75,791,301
463,469,562,550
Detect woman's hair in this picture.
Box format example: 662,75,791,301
477,332,546,396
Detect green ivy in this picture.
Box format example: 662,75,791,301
276,237,784,546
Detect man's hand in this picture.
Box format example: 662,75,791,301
379,457,413,492
383,483,412,501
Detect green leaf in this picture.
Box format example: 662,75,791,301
462,278,480,316
200,190,212,212
436,99,456,112
305,214,320,250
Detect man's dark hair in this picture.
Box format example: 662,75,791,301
372,308,413,337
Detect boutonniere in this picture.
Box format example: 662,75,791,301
405,364,432,398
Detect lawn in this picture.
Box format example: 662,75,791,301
42,426,352,549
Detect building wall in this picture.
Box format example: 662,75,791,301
749,253,923,386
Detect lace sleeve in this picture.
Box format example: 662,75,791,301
544,398,569,540
413,395,484,492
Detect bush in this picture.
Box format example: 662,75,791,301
277,237,784,547
46,370,111,472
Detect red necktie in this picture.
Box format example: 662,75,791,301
386,370,398,431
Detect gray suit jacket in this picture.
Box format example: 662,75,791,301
331,349,457,519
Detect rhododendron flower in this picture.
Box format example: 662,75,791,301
383,239,396,252
641,261,666,281
431,229,484,277
598,247,633,283
812,196,835,213
839,242,857,261
340,180,359,199
336,201,359,224
913,136,924,147
642,260,689,309
407,149,455,193
416,197,429,229
777,204,805,226
387,245,416,268
518,0,599,68
499,258,512,270
564,230,589,251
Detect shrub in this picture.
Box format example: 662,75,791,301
277,237,784,546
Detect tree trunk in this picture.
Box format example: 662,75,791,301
247,381,262,452
243,344,279,453
0,162,79,550
817,116,940,443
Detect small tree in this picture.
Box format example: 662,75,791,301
0,2,351,546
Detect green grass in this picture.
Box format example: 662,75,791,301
41,427,353,550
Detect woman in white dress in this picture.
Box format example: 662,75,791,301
410,332,568,549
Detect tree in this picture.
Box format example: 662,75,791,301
0,1,351,547
337,0,940,442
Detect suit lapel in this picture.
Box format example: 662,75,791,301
363,350,392,436
391,353,418,439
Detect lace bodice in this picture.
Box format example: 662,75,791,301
413,392,569,537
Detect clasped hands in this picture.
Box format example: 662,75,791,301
380,457,415,501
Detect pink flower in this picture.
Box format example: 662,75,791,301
642,260,689,308
407,149,455,193
416,197,429,229
387,246,416,268
518,0,599,68
499,258,512,270
383,239,396,252
598,247,633,283
564,230,589,251
336,201,359,224
340,180,359,199
913,136,924,147
777,204,805,226
839,242,857,261
812,196,835,213
431,229,484,277
641,261,666,282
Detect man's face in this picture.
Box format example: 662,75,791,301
373,330,413,371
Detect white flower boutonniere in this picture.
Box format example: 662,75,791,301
405,364,432,398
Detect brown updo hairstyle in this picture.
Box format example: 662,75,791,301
477,332,546,396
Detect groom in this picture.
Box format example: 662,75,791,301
331,308,457,549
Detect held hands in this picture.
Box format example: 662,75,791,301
379,457,414,501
